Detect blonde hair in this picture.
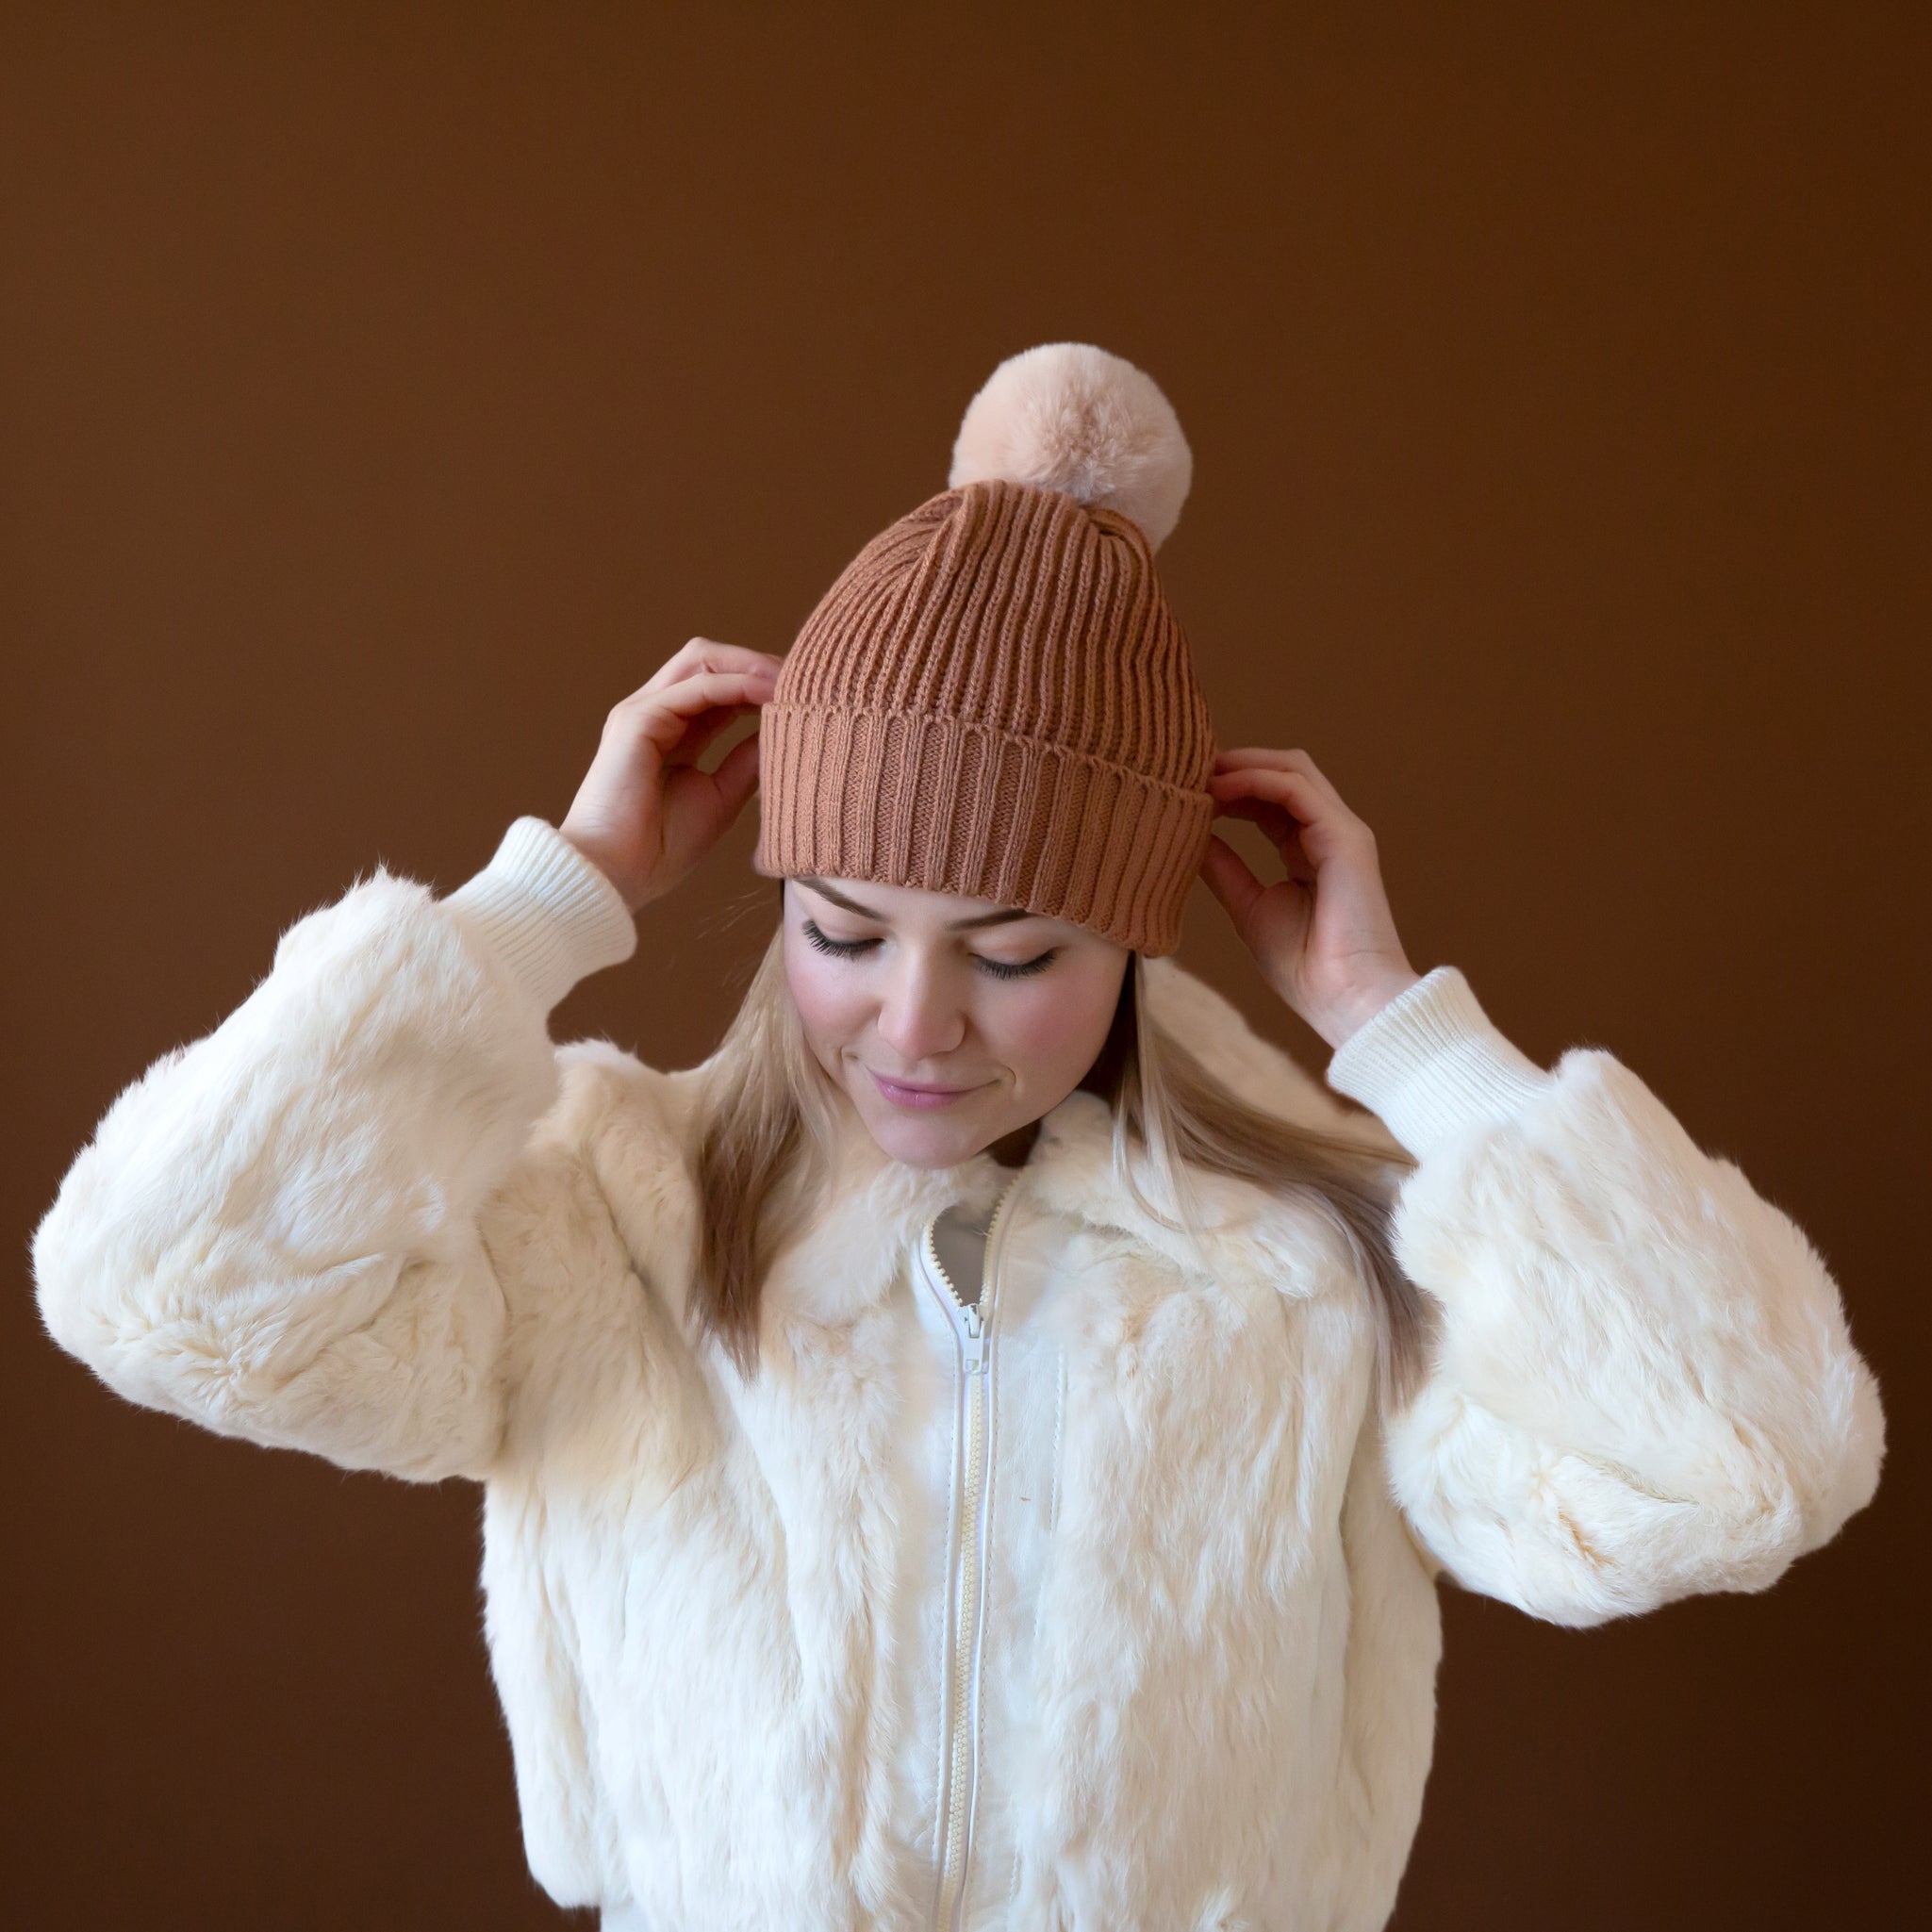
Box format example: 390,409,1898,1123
693,931,1429,1404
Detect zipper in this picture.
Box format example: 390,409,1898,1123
921,1175,1022,1932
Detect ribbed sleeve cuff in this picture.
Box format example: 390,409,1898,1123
1325,965,1556,1160
441,817,637,1013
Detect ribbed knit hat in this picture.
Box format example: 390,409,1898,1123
754,343,1216,955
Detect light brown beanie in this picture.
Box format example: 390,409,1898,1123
754,344,1216,955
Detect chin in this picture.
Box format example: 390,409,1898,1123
853,1102,1000,1171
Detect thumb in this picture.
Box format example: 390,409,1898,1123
1199,835,1263,934
708,729,762,827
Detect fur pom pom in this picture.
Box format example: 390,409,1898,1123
948,343,1193,551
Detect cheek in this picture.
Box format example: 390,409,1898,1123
782,933,870,1052
983,963,1123,1090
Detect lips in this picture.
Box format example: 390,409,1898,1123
868,1072,990,1112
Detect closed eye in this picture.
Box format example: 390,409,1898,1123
801,918,881,960
975,949,1058,980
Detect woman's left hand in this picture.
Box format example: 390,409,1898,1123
1200,748,1423,1050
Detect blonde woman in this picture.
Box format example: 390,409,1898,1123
33,346,1884,1931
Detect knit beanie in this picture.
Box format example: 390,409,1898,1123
753,343,1216,955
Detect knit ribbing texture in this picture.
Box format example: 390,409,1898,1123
755,480,1216,954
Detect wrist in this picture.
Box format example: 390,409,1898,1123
557,822,646,916
1325,965,1554,1159
1316,965,1424,1051
444,817,639,1011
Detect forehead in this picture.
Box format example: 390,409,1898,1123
793,875,1069,933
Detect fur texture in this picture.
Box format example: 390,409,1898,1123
32,871,1885,1928
948,343,1194,551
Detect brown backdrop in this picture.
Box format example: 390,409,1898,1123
4,7,1924,1927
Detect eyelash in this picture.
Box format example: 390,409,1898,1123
976,949,1058,981
801,920,876,961
801,918,1058,980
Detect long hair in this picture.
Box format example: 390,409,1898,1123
693,930,1430,1405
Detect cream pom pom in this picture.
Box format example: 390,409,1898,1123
948,343,1193,551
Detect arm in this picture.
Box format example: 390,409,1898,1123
1202,744,1885,1627
1329,966,1885,1626
32,817,637,1482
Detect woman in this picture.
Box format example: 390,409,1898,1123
33,344,1884,1931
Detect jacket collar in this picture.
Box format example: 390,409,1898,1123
768,961,1362,1325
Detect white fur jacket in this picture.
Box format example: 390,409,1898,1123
32,817,1885,1931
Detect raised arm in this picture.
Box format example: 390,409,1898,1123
1202,743,1885,1627
31,818,638,1481
1329,967,1885,1626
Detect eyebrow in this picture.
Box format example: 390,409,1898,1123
798,878,1036,933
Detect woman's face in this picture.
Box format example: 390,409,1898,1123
782,877,1131,1169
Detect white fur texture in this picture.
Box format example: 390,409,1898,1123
32,867,1885,1927
948,343,1194,550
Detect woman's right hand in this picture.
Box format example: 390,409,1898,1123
559,639,782,913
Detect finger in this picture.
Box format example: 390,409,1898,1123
664,703,752,768
645,669,775,715
1214,798,1317,880
1209,765,1320,818
616,671,775,753
646,659,783,714
641,637,786,697
1210,764,1361,834
706,729,763,823
1198,834,1265,931
1213,768,1374,871
1214,793,1300,838
1214,746,1313,773
644,636,784,689
1213,746,1345,807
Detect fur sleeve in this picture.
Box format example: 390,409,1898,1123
1330,969,1886,1627
31,820,638,1483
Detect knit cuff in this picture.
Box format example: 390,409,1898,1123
1326,965,1555,1160
441,817,637,1014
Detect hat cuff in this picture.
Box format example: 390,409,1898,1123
754,703,1213,955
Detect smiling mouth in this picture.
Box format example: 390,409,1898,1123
868,1072,991,1112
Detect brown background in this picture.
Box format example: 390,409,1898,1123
4,6,1924,1927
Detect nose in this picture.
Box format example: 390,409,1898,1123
875,955,967,1065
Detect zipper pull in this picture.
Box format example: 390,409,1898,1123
960,1302,986,1374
